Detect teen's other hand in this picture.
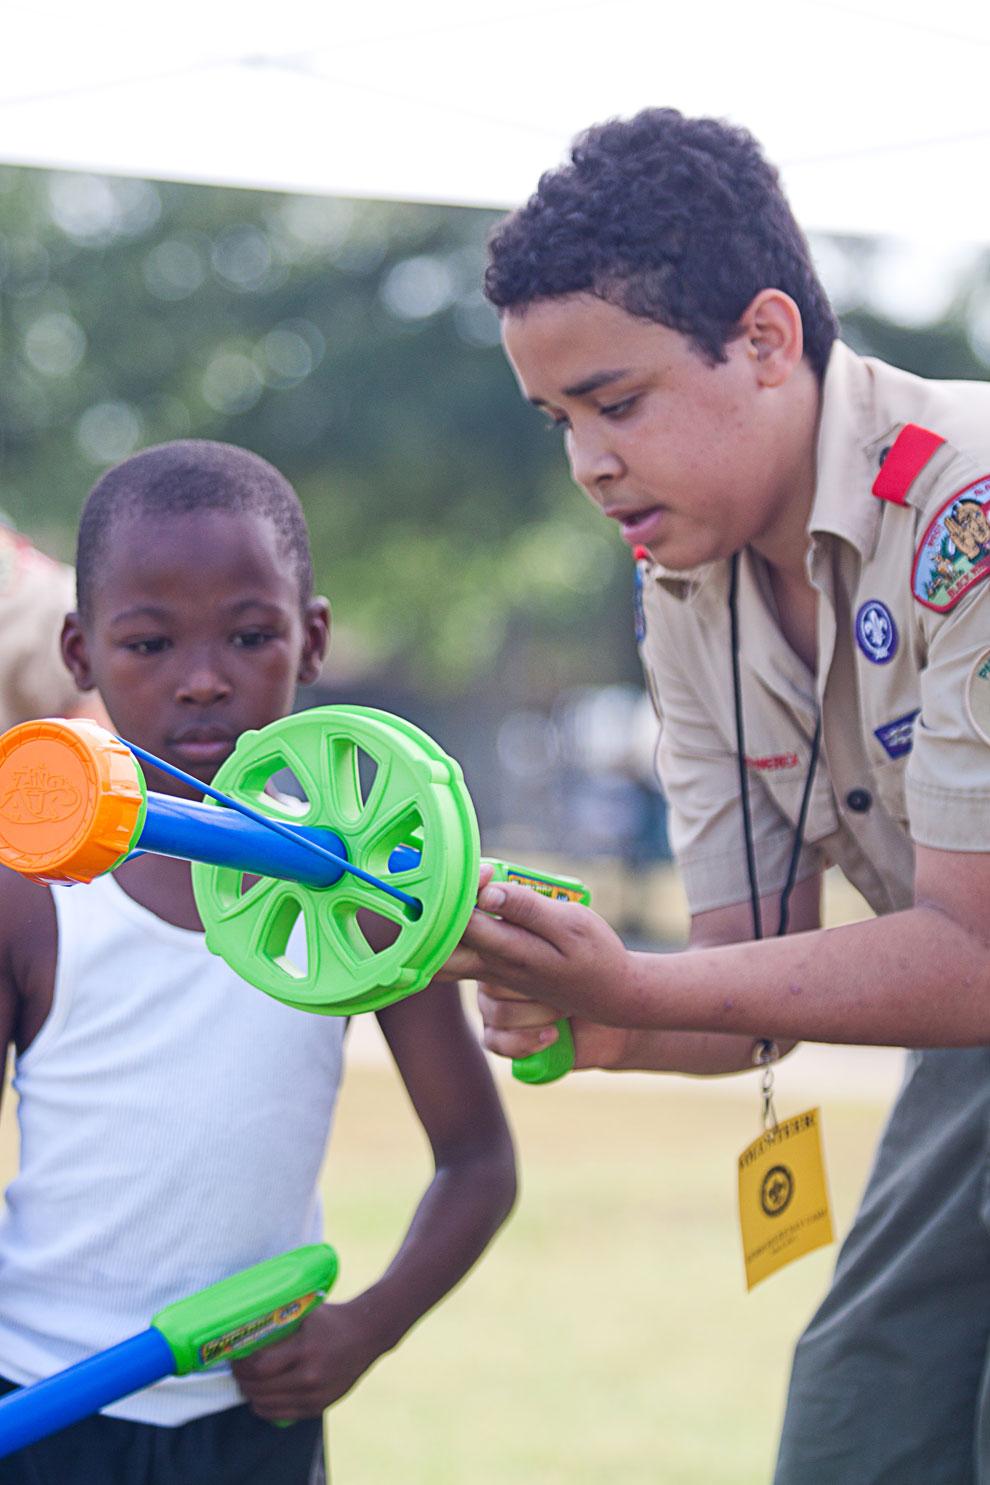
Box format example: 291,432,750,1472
477,980,630,1069
232,1303,381,1420
443,881,640,1026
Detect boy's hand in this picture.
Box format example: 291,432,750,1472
477,981,630,1069
231,1303,382,1421
444,882,640,1026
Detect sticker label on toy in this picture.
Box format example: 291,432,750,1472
737,1108,833,1290
912,476,990,611
198,1291,320,1366
503,869,587,903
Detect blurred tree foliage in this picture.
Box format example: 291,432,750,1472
0,167,627,696
3,169,989,700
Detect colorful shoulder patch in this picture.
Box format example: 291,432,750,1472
911,474,990,612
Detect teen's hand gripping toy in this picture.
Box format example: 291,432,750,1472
0,709,586,1084
0,1246,337,1459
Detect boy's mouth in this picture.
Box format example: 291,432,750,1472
168,727,236,766
608,504,665,548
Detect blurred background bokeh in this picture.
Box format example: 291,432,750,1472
5,167,990,922
1,165,984,1479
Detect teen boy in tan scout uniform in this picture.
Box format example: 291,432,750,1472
445,109,990,1482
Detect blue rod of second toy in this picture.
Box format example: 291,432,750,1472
0,1329,174,1459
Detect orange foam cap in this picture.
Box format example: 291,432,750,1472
0,719,145,883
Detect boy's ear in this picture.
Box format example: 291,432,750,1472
61,612,96,692
738,289,805,387
298,597,331,686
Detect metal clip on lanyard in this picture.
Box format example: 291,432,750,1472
728,552,822,1136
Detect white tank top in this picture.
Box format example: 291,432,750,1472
0,874,346,1424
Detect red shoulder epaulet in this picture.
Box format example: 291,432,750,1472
872,424,945,505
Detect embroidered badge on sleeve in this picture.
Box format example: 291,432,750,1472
855,600,898,663
874,710,920,759
912,475,990,612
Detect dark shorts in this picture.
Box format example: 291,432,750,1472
0,1377,326,1485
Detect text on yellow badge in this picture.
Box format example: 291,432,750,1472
737,1107,833,1290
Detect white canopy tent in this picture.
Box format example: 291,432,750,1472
1,0,989,244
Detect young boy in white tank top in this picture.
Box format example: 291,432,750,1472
0,440,516,1484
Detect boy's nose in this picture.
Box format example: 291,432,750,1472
568,435,623,502
177,666,233,706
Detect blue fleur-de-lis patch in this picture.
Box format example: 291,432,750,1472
855,600,898,664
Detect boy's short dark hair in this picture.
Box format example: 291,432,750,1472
76,440,313,618
484,108,838,378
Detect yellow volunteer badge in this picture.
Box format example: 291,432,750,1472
737,1108,833,1290
967,650,990,745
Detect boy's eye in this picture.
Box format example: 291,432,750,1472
600,395,638,419
232,630,273,649
125,637,170,656
542,412,570,433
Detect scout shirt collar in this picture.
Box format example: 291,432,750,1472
808,340,888,560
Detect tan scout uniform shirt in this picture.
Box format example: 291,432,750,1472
0,528,78,731
639,341,990,919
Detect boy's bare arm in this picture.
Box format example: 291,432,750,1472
476,873,819,1076
361,980,517,1330
0,871,57,1108
0,894,14,1119
233,978,516,1420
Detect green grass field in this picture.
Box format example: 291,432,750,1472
0,1054,890,1481
319,1059,890,1484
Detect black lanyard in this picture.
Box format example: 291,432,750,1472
728,551,822,943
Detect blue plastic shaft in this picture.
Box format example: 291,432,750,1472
0,1328,174,1458
121,739,422,916
140,793,347,888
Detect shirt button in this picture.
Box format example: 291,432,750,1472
846,788,873,813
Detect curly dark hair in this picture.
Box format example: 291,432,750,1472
485,109,838,378
76,440,313,619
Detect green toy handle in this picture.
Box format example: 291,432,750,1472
512,1017,575,1085
482,860,590,1086
0,1244,340,1458
153,1243,338,1431
153,1243,337,1374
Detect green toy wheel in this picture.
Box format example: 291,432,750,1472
191,706,480,1015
